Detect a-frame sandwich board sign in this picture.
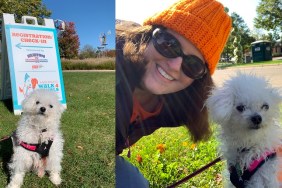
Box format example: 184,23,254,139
0,13,67,115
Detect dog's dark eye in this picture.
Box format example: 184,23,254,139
261,103,269,110
36,101,40,105
236,105,246,112
49,105,53,108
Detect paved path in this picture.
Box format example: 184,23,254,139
63,70,115,72
212,64,282,93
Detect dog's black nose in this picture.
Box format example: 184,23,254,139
40,107,46,113
251,115,262,125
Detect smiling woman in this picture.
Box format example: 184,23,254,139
115,0,232,187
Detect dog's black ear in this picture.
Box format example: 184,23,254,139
206,86,234,124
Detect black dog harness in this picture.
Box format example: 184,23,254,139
229,151,277,188
19,128,53,158
20,140,53,158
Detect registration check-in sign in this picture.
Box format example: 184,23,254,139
1,13,67,115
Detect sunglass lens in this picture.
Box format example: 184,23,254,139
154,32,181,58
182,55,206,79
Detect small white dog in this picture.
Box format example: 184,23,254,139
7,89,65,188
206,72,282,188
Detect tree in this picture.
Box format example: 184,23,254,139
231,13,256,53
0,0,51,24
254,0,282,36
222,12,256,62
232,27,243,64
58,22,80,59
104,49,116,58
0,0,51,39
79,44,96,59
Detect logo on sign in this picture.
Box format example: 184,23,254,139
38,82,59,91
25,53,48,63
19,73,38,97
19,73,60,98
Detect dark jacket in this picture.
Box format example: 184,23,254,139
116,38,191,155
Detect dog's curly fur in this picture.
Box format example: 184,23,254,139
7,90,65,188
206,72,282,188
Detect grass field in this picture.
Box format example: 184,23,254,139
217,59,282,69
0,72,115,188
121,126,224,188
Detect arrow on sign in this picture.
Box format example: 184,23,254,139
16,43,53,49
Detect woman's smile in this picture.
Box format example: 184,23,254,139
156,64,174,81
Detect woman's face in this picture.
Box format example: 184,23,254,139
142,29,205,95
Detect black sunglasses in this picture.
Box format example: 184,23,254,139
152,28,207,79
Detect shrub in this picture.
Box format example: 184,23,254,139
61,57,115,70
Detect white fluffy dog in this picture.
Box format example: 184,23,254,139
206,72,282,188
7,90,65,188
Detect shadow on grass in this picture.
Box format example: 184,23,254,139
0,136,13,184
1,99,13,113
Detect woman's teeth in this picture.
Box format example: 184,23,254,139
157,65,174,81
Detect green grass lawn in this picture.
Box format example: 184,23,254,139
217,59,282,69
0,72,115,188
121,126,224,188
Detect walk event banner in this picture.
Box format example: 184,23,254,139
0,13,67,115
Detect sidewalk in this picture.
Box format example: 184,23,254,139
63,69,115,72
273,56,282,60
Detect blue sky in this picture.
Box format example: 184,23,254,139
43,0,115,50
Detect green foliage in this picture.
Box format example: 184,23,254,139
0,0,51,24
254,0,282,34
222,12,255,61
121,127,223,188
232,28,243,64
79,45,97,59
58,22,80,59
0,72,115,187
231,13,256,51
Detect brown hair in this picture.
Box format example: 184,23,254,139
117,24,214,142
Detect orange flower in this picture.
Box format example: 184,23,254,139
156,144,166,153
190,143,197,150
136,154,142,163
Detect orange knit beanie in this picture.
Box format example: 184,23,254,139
144,0,232,75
